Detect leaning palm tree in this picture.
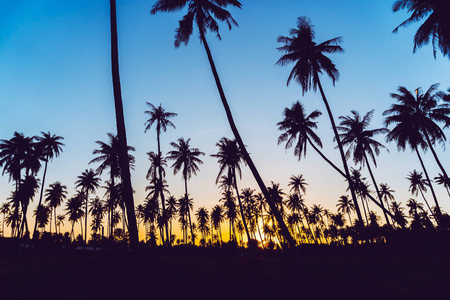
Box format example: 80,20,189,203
384,84,449,219
167,137,204,244
44,182,67,234
337,110,391,225
75,169,101,243
33,132,64,237
151,0,295,248
393,0,450,58
109,0,139,248
144,102,177,245
277,17,364,226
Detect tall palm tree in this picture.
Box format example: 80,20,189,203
195,207,210,244
336,195,355,225
277,17,364,226
167,137,204,244
407,170,435,217
151,0,295,248
288,174,308,197
44,182,67,234
211,204,224,243
75,169,101,243
89,133,135,239
33,132,64,237
379,183,395,214
337,110,391,225
211,137,252,245
65,192,85,240
56,214,65,235
89,197,106,237
18,174,40,237
393,0,450,58
144,102,177,245
109,0,139,248
220,190,237,241
384,84,450,218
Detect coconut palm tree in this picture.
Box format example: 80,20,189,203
89,197,106,237
65,192,85,240
211,137,252,244
288,174,308,197
151,0,295,248
167,137,204,244
407,170,435,217
277,17,363,226
211,204,224,243
44,182,67,234
195,207,210,244
434,173,450,197
144,102,177,245
384,84,450,218
337,110,391,225
75,169,101,243
33,132,64,237
220,190,237,241
0,202,10,237
393,0,450,58
109,0,139,248
33,204,50,233
56,214,65,235
18,174,40,237
379,183,395,214
336,195,355,225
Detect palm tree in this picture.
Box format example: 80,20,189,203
89,133,135,239
393,0,450,58
276,17,363,226
384,84,450,218
195,207,210,244
144,102,177,245
434,173,450,197
220,190,237,241
109,0,139,249
336,195,355,225
337,110,391,225
56,214,65,235
211,204,224,243
65,192,85,240
0,202,10,237
151,0,295,248
33,204,50,233
288,174,308,197
379,183,395,214
18,174,40,237
166,195,178,240
167,137,204,244
44,182,67,234
89,197,106,237
75,169,101,243
211,137,252,244
33,132,64,237
407,170,435,217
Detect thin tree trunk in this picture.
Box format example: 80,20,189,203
85,191,88,244
156,129,169,246
316,78,364,226
200,33,296,249
415,148,442,220
110,0,138,250
233,170,252,246
363,153,391,226
33,160,48,238
184,177,195,245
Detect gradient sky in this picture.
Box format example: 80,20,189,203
0,0,449,237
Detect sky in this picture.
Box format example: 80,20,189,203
0,0,449,238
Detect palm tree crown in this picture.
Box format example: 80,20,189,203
167,138,205,181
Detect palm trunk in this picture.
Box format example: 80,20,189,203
33,159,48,238
316,78,364,226
363,153,391,226
156,129,169,246
415,148,442,220
233,171,251,246
418,189,436,221
110,0,138,249
424,133,449,182
199,33,296,250
184,177,195,245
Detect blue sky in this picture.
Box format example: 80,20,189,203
0,0,449,235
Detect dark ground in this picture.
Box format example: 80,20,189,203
0,239,448,300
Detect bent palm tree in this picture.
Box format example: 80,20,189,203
393,0,450,58
151,0,295,248
277,17,364,226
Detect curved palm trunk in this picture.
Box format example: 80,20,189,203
184,178,195,245
415,148,442,220
199,33,296,250
316,78,364,226
110,0,138,249
307,137,345,177
33,159,48,239
363,153,391,226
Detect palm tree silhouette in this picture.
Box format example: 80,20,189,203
44,182,67,234
277,17,364,226
65,192,85,241
434,173,450,197
393,0,450,58
379,183,395,215
109,0,139,248
0,202,10,237
337,110,391,225
151,0,295,248
55,214,65,235
167,137,204,244
33,132,64,238
75,169,101,243
288,174,308,197
89,197,106,237
211,137,252,245
211,204,224,244
220,190,237,242
384,84,450,219
90,133,135,239
195,207,210,244
336,195,355,226
407,170,435,219
144,102,177,245
18,174,40,237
